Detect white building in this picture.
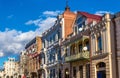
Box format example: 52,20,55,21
4,57,19,78
0,70,4,78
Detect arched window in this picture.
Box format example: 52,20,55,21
65,68,69,78
84,39,89,51
96,62,106,78
96,62,106,68
41,53,45,64
78,41,82,52
70,44,75,55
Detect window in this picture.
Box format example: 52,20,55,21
73,67,76,78
53,69,55,78
77,17,83,24
71,44,75,55
53,34,55,42
43,41,45,48
53,53,55,62
86,64,90,78
55,34,58,41
79,43,82,52
96,62,106,78
50,37,52,45
85,40,89,51
79,66,83,78
58,49,61,60
97,36,102,50
50,54,52,63
57,31,60,40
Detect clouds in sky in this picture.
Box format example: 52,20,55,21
7,15,14,19
43,10,62,16
25,10,62,33
95,11,114,16
0,29,36,57
0,10,62,57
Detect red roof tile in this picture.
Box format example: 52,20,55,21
77,11,102,20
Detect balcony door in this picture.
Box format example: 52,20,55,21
79,66,83,78
96,62,106,78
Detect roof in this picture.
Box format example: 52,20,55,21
77,11,102,20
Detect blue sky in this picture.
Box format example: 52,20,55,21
0,0,120,68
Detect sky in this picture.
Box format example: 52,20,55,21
0,0,120,68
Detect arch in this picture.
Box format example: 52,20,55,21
96,62,106,68
70,44,76,55
65,68,69,78
41,52,45,64
59,69,62,78
84,38,89,51
96,62,106,78
6,76,9,78
42,69,46,78
78,41,82,52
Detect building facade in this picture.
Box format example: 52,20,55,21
25,36,42,78
19,51,28,78
22,6,120,78
62,11,101,78
89,13,117,78
4,57,19,78
60,6,76,78
0,70,4,78
113,12,120,78
40,15,62,78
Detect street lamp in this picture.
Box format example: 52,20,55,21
65,71,69,78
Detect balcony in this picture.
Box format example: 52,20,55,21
92,51,109,60
65,51,89,62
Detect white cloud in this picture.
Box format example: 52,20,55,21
25,19,42,26
95,11,114,16
0,50,4,57
0,10,62,57
43,10,62,16
7,15,14,19
25,17,57,34
25,10,63,33
0,29,36,56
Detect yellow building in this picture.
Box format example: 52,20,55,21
25,36,42,78
90,13,117,78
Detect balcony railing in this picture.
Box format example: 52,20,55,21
65,51,89,62
92,51,109,59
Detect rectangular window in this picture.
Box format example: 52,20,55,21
79,66,83,78
79,44,82,52
53,69,55,78
98,36,102,50
53,34,55,42
86,64,90,78
73,67,76,78
58,49,61,60
58,31,60,40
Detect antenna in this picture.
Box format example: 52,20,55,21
66,0,69,7
65,0,70,11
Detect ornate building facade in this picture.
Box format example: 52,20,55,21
25,36,42,78
40,15,62,78
22,6,120,78
19,51,28,78
4,57,19,78
62,11,101,78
